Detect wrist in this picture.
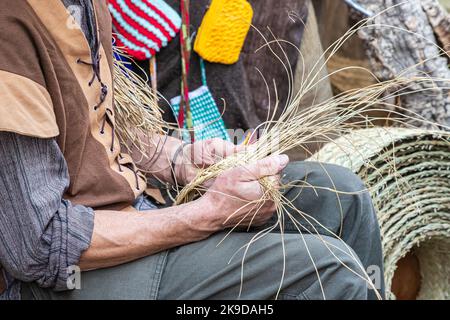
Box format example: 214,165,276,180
171,142,190,186
185,195,224,234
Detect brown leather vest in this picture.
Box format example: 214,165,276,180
0,0,148,211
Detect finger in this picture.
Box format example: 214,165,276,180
188,141,214,167
188,139,234,167
236,143,257,154
201,177,215,189
232,154,290,181
251,208,276,226
207,138,238,160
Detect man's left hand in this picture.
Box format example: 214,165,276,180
175,138,241,186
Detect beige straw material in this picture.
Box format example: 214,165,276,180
113,50,167,156
309,127,450,300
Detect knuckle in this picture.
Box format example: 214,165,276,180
216,174,230,186
260,161,272,175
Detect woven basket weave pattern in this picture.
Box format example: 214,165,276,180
309,128,450,299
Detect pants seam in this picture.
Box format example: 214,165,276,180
150,250,169,300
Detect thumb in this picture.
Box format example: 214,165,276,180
232,154,290,181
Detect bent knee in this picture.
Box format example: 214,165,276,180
284,161,367,193
285,161,375,215
316,163,366,194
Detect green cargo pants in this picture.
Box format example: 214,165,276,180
23,161,385,300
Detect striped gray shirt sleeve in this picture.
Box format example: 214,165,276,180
0,132,95,297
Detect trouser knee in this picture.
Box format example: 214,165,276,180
298,239,368,300
282,162,378,239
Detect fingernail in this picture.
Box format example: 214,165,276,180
278,154,289,169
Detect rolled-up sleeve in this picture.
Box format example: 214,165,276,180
0,132,94,292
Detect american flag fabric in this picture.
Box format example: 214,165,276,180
108,0,182,60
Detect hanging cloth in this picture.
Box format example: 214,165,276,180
194,0,253,64
170,58,231,142
107,0,182,60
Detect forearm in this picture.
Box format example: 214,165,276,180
79,197,219,270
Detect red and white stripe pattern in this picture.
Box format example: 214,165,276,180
108,0,181,60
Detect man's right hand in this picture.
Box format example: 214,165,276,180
199,154,290,231
79,154,289,271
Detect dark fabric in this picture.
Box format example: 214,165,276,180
25,232,367,300
62,0,102,89
24,161,384,300
242,0,309,121
0,133,95,300
134,0,261,131
133,0,309,132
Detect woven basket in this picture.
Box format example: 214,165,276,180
309,127,450,299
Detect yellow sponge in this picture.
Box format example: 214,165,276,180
194,0,253,65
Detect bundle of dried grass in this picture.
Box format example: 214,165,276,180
175,2,449,200
175,74,448,205
310,127,450,299
113,49,167,154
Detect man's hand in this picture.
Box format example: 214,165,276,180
175,138,242,186
196,154,290,231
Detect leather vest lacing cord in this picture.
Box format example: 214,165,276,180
76,39,142,191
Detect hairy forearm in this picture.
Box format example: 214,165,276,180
79,198,219,271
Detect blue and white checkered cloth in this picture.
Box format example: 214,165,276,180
170,85,231,142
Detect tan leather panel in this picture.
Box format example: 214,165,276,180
0,70,59,138
27,0,146,199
